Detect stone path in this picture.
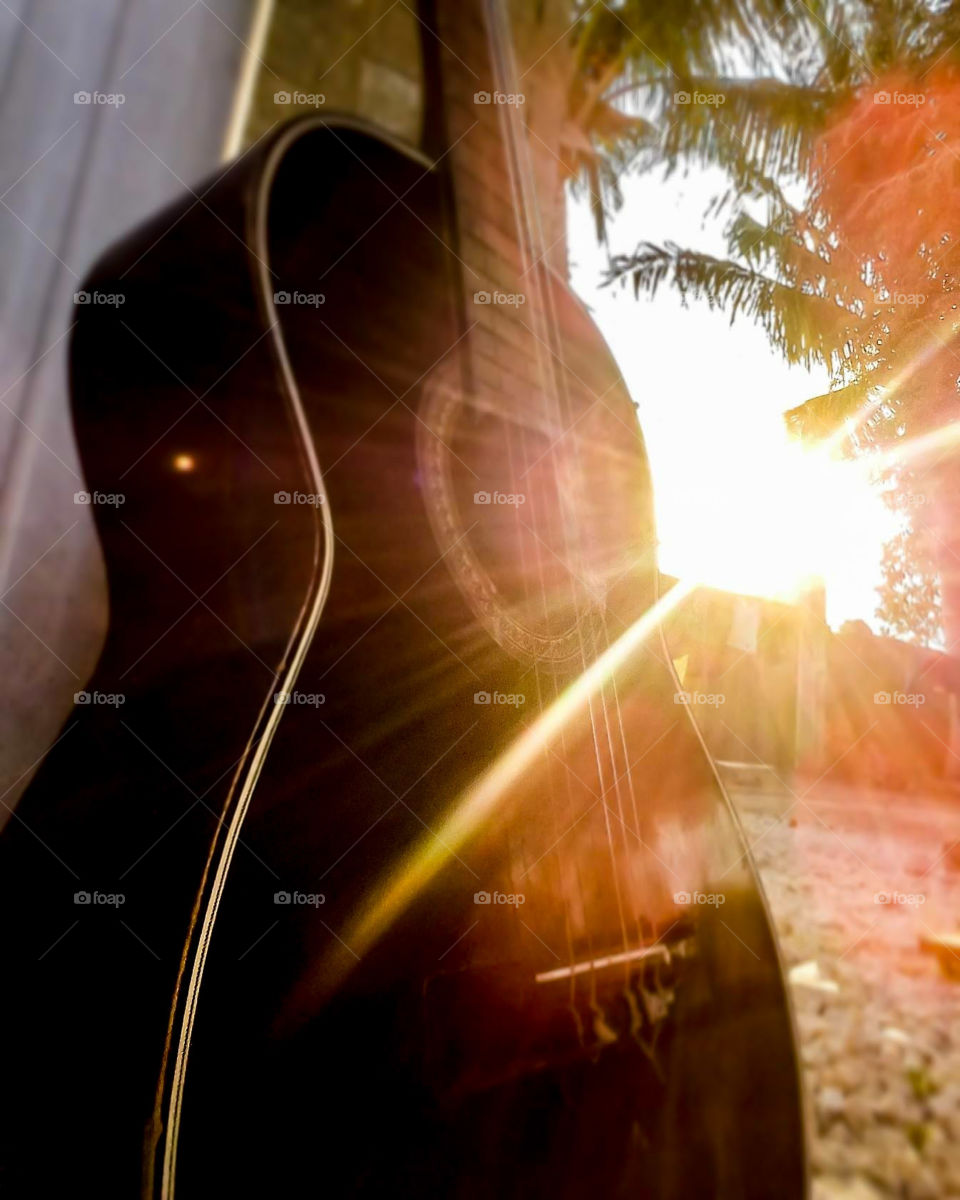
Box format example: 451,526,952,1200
733,781,960,1199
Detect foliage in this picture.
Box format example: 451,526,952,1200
570,0,960,445
875,520,943,647
568,0,960,644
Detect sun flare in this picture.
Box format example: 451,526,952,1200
651,411,898,620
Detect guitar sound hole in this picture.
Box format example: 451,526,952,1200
449,404,596,635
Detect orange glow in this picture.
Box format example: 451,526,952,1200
310,578,697,999
172,453,196,473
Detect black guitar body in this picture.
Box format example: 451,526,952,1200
0,15,807,1197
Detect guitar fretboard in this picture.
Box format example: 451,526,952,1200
431,0,569,436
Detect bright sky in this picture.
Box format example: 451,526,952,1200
567,165,898,631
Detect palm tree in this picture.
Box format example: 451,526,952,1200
569,0,960,652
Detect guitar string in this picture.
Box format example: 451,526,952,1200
484,0,637,1024
479,0,602,1009
483,0,631,1014
486,0,633,955
489,2,669,1057
492,10,658,1010
468,0,581,996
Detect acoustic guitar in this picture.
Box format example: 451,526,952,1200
0,1,807,1196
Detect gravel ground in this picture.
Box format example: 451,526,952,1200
737,783,960,1200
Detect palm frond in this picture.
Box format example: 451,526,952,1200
703,161,797,221
573,0,810,82
726,210,795,267
604,240,857,369
565,109,655,243
782,378,875,440
647,76,837,185
799,0,866,88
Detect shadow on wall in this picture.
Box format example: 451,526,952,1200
0,0,256,822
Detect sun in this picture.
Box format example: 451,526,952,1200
650,409,897,620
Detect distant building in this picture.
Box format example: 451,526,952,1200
661,575,958,791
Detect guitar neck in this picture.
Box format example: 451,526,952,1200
418,0,571,431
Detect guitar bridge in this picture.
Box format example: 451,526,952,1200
421,934,695,1100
